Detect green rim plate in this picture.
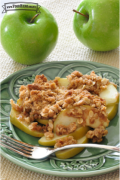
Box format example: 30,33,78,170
0,61,119,177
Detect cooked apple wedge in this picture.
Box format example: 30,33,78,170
82,105,109,128
106,104,118,120
58,78,69,88
53,109,78,133
37,119,49,125
39,133,68,146
54,106,109,131
17,98,23,106
38,126,90,146
99,83,119,105
55,135,89,159
10,108,44,137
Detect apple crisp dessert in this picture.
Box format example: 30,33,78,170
10,71,118,150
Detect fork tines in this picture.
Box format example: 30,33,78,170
0,134,34,158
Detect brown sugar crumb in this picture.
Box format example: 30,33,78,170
67,71,110,95
86,126,108,143
24,116,31,123
44,132,54,140
19,85,30,99
67,122,77,134
54,136,77,148
43,120,54,139
29,122,42,132
55,124,67,136
34,74,47,84
47,120,54,132
55,122,77,136
77,118,84,125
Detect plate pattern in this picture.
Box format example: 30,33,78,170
0,61,119,177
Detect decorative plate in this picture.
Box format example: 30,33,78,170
0,61,119,177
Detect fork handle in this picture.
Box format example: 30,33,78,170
53,143,120,153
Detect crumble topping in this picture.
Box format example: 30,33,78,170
54,136,77,148
44,120,54,139
10,71,114,143
86,126,108,143
55,122,77,136
29,122,42,131
67,71,110,94
44,132,54,140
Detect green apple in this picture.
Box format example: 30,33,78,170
73,0,119,51
1,6,58,65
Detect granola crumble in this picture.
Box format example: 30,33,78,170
67,71,110,94
10,71,114,143
86,126,108,143
55,122,77,136
54,136,77,148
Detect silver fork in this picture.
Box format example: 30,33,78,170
0,134,120,160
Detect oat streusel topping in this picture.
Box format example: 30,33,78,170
55,122,77,136
86,126,108,143
54,136,77,148
10,71,112,143
67,71,110,94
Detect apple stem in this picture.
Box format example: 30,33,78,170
73,9,89,18
29,14,40,23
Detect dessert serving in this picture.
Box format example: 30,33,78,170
10,71,119,159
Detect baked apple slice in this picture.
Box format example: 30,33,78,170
99,83,119,105
58,78,119,106
57,77,69,88
37,119,49,125
81,105,109,128
53,109,77,133
10,108,44,137
106,104,118,120
55,135,88,159
38,126,89,146
54,107,109,131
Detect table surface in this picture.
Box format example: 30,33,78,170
0,0,119,179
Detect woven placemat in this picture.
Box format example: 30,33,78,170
0,0,119,179
1,157,119,180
